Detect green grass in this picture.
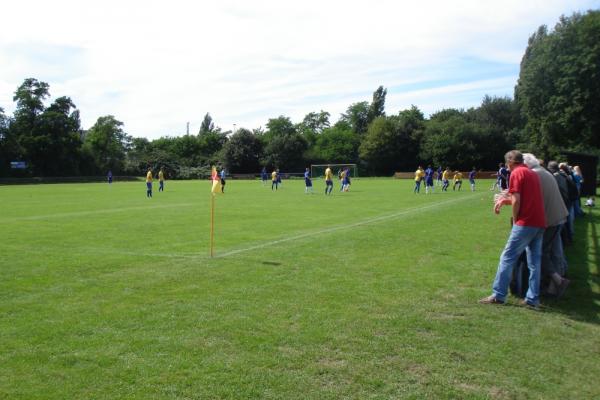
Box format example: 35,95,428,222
0,178,598,399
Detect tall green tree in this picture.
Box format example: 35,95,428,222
199,112,215,135
27,96,83,175
359,106,424,174
0,107,11,176
263,133,307,171
340,101,370,135
308,121,360,164
222,128,264,172
83,115,131,173
9,79,84,176
515,11,600,158
368,85,387,122
298,110,331,146
8,78,51,173
265,116,296,138
420,109,496,170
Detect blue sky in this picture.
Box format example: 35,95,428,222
0,0,598,139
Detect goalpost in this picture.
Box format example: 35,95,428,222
311,164,358,179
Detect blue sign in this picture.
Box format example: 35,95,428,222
10,161,27,169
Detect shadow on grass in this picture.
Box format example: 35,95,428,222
544,205,599,324
262,261,282,266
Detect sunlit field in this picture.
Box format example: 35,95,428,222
1,178,598,399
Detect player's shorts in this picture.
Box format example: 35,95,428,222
305,178,312,187
220,178,226,186
469,179,475,184
146,182,152,190
326,179,333,186
108,177,112,183
426,178,434,186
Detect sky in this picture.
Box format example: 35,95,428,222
0,0,598,139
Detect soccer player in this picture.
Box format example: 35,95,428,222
339,168,347,192
220,167,226,193
453,170,463,191
436,166,443,186
304,168,313,194
158,167,165,192
345,167,352,191
442,167,451,191
424,165,435,194
107,170,113,185
469,167,476,191
342,167,351,192
261,167,268,185
414,166,424,194
324,165,334,195
276,168,282,187
271,169,278,191
145,168,153,198
499,163,509,191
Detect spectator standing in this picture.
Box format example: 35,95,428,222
479,150,546,308
573,165,585,217
548,162,574,245
523,154,570,297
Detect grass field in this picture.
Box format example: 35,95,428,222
1,178,599,399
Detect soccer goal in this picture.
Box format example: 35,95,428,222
311,164,358,179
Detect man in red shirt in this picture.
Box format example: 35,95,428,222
479,150,546,308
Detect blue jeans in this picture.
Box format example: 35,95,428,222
492,225,544,305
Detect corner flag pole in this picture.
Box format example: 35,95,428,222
210,193,215,257
209,166,220,257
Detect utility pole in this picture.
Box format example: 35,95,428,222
186,122,190,135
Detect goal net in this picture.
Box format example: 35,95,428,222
310,164,358,180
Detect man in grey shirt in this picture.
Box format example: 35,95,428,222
524,154,570,297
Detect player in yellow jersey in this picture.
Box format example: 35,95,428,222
158,167,165,192
414,166,424,194
271,169,279,191
453,171,463,191
146,168,153,198
324,165,334,195
339,168,346,192
441,167,451,192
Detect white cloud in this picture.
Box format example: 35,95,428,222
0,0,598,138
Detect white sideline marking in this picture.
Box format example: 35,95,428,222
2,203,196,222
9,193,481,260
214,193,479,259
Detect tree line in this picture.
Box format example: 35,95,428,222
1,11,598,178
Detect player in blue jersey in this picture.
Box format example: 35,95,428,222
340,167,351,192
220,167,226,193
469,167,476,191
107,170,113,185
499,163,509,190
424,165,435,194
436,166,443,186
304,168,313,194
261,167,268,185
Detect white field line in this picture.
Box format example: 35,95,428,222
8,193,481,260
2,203,196,222
214,193,479,259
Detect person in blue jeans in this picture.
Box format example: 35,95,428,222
479,150,546,308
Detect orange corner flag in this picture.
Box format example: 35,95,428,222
211,166,221,194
